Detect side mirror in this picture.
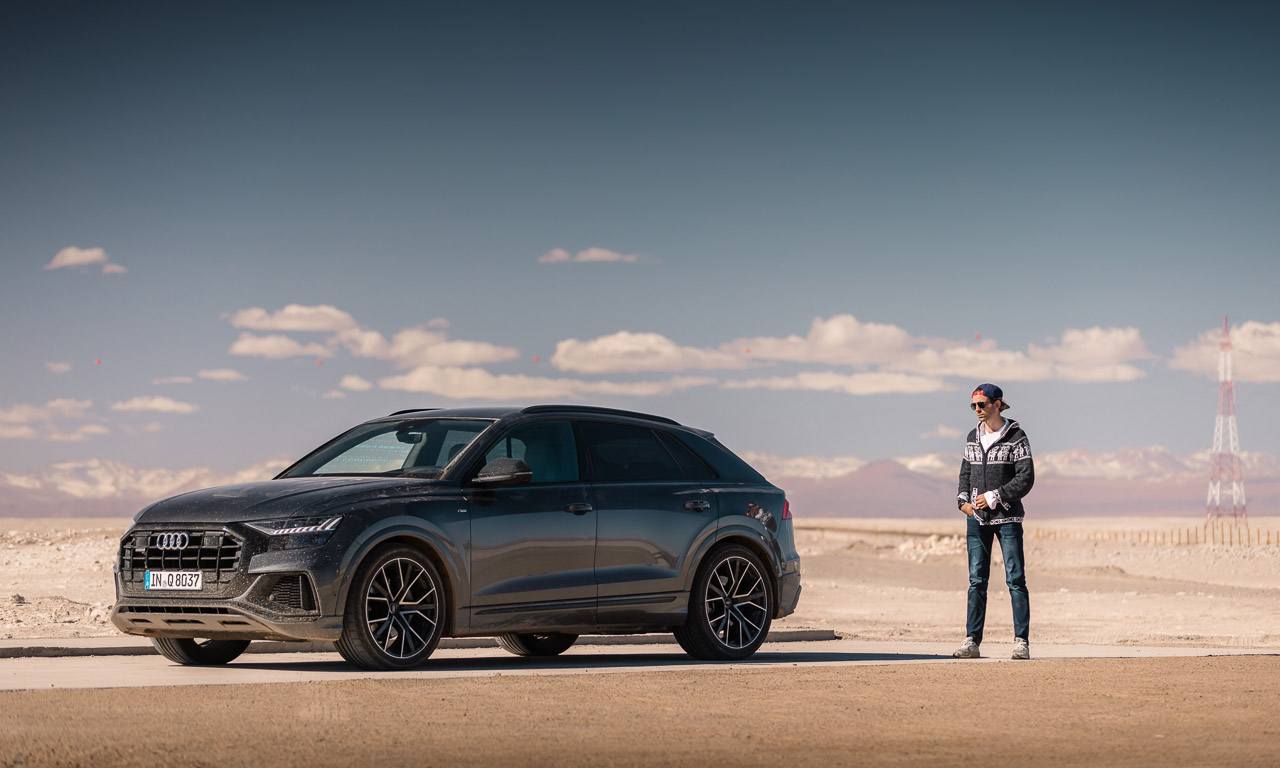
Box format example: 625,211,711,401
472,458,533,487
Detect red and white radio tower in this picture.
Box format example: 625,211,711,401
1207,315,1246,521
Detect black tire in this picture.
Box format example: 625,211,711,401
151,637,251,665
495,632,579,657
674,544,774,661
336,544,445,670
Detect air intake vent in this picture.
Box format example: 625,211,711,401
269,574,317,612
117,530,243,588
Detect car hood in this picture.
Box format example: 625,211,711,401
133,476,449,525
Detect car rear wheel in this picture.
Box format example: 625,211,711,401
151,637,251,665
496,632,578,657
674,545,773,660
336,545,445,670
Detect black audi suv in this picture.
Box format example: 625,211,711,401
111,405,801,669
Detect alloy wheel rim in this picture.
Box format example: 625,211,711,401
704,556,768,649
365,557,439,659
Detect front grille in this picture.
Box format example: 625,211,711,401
118,530,243,588
269,574,317,612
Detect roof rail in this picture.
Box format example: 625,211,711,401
387,408,440,417
521,404,681,426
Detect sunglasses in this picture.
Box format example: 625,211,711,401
970,400,997,411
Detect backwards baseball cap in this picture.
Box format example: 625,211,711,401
972,383,1010,411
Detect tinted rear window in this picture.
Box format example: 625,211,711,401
580,421,684,483
657,431,717,481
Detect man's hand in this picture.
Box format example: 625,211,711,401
960,503,976,517
973,495,989,510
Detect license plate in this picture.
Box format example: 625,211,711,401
145,571,203,590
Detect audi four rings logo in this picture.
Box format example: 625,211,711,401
155,532,189,550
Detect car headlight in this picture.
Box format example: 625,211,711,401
246,516,343,550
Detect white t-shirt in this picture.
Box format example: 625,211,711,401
979,418,1008,507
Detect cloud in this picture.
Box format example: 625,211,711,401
228,332,329,359
379,365,715,399
46,362,71,374
46,424,111,443
426,317,451,329
0,457,292,504
153,376,194,385
1169,321,1280,382
109,396,200,414
228,304,358,332
920,424,962,440
321,390,346,399
724,371,948,395
538,247,641,264
552,331,748,374
198,368,248,382
893,452,955,478
738,451,867,481
44,246,126,274
0,425,38,440
730,315,916,367
335,327,518,368
0,399,93,424
340,375,374,391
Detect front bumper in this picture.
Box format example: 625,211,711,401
111,521,348,642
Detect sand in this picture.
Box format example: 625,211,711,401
2,515,1277,647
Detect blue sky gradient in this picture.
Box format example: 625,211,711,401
2,2,1279,493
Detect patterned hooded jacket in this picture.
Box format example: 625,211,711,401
956,419,1034,525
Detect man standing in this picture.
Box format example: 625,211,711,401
953,383,1035,660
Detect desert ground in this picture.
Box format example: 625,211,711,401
2,515,1278,767
3,515,1278,647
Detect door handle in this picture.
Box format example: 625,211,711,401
684,500,711,512
566,503,593,515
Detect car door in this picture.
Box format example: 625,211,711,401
580,421,719,623
465,420,596,631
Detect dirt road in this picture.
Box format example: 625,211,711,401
2,655,1277,767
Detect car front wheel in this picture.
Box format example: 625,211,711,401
151,637,251,665
336,545,445,670
674,545,773,660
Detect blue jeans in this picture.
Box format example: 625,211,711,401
966,516,1029,644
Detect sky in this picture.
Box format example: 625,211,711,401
2,1,1279,515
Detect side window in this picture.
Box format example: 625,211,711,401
580,421,685,483
483,421,578,483
657,432,717,481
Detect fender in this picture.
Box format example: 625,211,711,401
333,514,469,634
683,516,783,594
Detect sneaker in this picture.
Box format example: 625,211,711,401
1011,638,1030,660
952,637,980,658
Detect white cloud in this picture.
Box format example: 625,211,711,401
109,396,200,414
44,246,126,273
0,399,93,424
45,246,107,270
894,452,955,478
46,362,71,374
738,451,867,480
335,327,518,368
379,365,715,400
552,331,748,374
340,375,374,391
724,371,948,396
730,315,916,367
228,332,329,359
0,457,293,502
920,424,962,440
1170,321,1280,382
46,424,111,443
228,304,358,332
321,390,347,399
538,247,641,264
426,317,451,329
0,425,38,440
153,376,194,385
198,368,248,382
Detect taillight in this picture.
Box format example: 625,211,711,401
782,500,792,519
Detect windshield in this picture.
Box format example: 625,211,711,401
283,418,496,478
